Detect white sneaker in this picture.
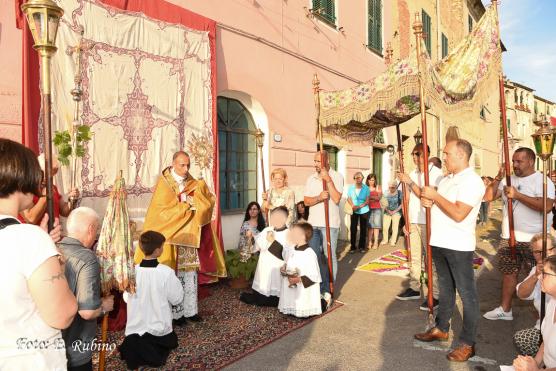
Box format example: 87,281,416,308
323,292,332,310
483,306,513,321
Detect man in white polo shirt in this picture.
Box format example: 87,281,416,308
397,143,443,310
304,151,344,296
414,139,485,363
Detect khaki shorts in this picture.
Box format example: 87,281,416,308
497,239,535,275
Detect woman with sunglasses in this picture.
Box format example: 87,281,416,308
513,234,556,357
511,254,556,370
346,172,370,253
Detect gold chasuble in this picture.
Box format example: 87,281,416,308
135,167,226,281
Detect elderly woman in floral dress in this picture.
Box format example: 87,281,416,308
262,168,296,227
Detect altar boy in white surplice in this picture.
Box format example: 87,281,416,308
240,206,292,307
279,222,322,318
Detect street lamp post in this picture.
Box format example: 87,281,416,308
21,0,64,231
531,113,556,325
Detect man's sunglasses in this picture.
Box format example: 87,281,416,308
411,152,422,157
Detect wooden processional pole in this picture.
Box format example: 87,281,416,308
313,73,335,297
493,0,517,259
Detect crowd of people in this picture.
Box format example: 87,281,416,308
4,132,556,369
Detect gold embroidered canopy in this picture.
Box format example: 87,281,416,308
317,4,501,147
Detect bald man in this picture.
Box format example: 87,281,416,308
59,207,113,371
135,151,225,325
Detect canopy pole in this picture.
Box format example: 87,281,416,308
493,0,516,259
313,73,334,298
413,14,434,319
396,124,412,266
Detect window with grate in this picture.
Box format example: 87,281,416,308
312,0,336,26
441,33,448,58
217,97,258,212
317,143,339,171
367,0,382,54
422,10,432,56
468,14,473,33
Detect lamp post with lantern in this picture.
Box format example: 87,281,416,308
20,0,64,231
531,113,556,325
414,128,423,145
254,128,268,221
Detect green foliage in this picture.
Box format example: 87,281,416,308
224,249,258,280
53,125,92,167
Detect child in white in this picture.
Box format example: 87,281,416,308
252,206,292,297
240,206,292,307
279,222,322,318
120,231,184,370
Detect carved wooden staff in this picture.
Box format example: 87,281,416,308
413,14,434,322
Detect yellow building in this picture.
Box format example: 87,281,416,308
504,79,556,169
383,0,501,177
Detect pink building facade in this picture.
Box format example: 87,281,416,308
0,0,393,248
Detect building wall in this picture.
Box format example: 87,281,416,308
387,0,500,178
0,0,22,141
167,0,393,248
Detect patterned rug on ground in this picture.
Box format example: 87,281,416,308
92,283,343,370
355,249,485,277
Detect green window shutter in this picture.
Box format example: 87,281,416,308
367,0,383,53
468,15,473,33
507,118,510,130
313,0,336,25
441,33,448,58
422,10,432,56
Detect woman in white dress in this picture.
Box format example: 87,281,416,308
510,255,556,371
279,222,322,318
262,168,296,227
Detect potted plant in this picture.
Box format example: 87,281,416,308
225,249,258,289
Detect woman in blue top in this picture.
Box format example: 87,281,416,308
381,181,403,246
346,172,371,253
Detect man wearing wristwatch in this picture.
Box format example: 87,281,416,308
59,207,114,371
396,143,443,310
304,151,344,299
483,147,555,321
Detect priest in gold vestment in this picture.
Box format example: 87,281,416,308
135,151,226,322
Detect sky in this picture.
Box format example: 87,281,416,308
484,0,556,102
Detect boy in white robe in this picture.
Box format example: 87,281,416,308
279,222,322,318
240,206,291,307
120,231,184,370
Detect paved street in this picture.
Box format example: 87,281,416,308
224,206,534,371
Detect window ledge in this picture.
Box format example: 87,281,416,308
366,46,383,58
314,13,337,29
221,209,245,216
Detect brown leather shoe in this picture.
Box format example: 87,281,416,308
414,327,449,342
447,344,475,362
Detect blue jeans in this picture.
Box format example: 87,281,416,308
479,202,488,223
309,227,339,294
432,246,479,346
